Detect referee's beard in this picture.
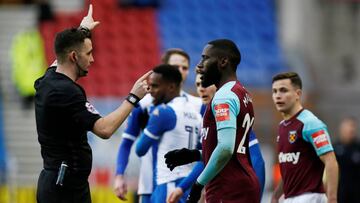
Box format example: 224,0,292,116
75,61,88,77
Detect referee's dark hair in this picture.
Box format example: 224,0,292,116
54,27,91,64
208,39,241,70
272,72,303,90
153,64,182,87
161,48,190,65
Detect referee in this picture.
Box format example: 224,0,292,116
35,5,151,203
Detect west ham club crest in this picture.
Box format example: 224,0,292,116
288,130,297,144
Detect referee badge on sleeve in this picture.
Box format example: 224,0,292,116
85,102,99,114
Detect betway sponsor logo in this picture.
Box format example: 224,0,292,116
278,152,300,164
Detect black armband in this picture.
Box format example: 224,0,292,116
126,93,140,106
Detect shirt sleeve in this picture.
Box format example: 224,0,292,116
178,161,205,191
122,106,146,141
249,130,265,197
211,91,240,130
302,120,334,156
197,127,236,185
143,105,176,140
49,87,101,132
135,105,176,156
116,138,134,175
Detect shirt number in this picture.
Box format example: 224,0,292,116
237,113,254,154
185,125,198,149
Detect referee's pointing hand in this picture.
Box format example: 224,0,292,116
130,71,153,99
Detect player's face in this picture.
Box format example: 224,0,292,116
148,73,168,105
195,74,216,104
75,38,94,77
196,44,221,88
272,79,301,114
339,119,357,143
168,53,189,82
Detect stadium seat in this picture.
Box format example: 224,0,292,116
157,0,287,88
40,1,160,96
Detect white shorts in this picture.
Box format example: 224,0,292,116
138,150,153,195
284,193,327,203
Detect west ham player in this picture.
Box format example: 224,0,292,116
166,74,266,203
165,39,261,203
113,49,202,202
135,65,202,203
271,72,338,203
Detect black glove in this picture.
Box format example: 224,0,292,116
186,181,204,203
164,148,201,171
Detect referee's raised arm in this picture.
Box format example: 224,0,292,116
92,70,152,139
35,4,151,203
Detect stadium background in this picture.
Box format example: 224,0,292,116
0,0,359,202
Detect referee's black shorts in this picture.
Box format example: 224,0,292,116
36,169,91,203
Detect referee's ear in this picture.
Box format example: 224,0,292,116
69,51,77,63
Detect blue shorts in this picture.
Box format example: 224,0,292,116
151,178,190,203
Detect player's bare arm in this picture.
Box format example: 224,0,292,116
320,151,338,203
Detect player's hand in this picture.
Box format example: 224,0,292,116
164,148,201,171
80,4,100,30
186,182,204,203
113,175,128,200
167,187,184,203
130,70,152,99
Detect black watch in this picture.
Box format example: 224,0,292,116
126,93,140,106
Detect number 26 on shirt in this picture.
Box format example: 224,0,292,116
237,113,254,154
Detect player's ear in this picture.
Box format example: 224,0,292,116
168,82,179,93
218,57,229,69
295,88,302,100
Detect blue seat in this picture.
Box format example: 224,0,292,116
157,0,287,88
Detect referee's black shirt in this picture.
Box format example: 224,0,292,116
34,67,101,177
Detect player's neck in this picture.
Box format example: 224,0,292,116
165,92,180,104
56,62,78,82
282,103,303,120
218,73,237,88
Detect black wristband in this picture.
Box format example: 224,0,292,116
126,93,140,106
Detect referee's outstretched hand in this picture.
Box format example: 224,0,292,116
80,4,100,30
130,70,152,99
164,148,201,171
